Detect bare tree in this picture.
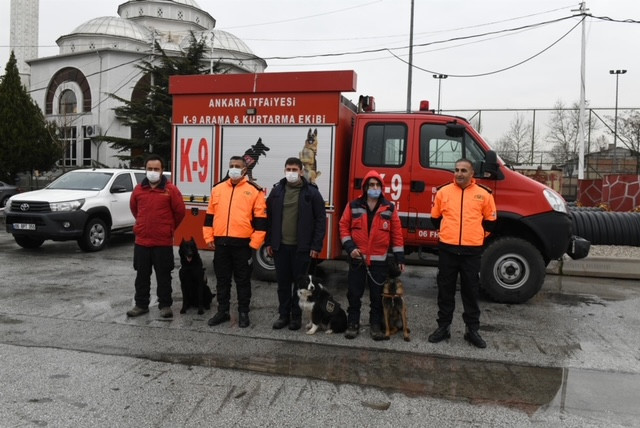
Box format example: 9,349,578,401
494,113,534,165
546,100,598,164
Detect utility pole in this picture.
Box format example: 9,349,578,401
573,1,589,180
406,0,415,113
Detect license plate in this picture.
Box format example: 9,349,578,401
13,223,36,231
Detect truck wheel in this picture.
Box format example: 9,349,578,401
78,218,109,252
1,195,10,207
252,247,277,282
480,237,545,303
14,235,45,249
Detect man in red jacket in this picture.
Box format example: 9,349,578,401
127,155,185,319
339,170,405,340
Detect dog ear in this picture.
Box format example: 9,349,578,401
313,128,318,137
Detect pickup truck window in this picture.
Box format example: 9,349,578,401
111,173,134,192
420,124,484,171
363,123,407,167
48,171,113,191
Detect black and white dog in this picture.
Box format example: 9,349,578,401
297,275,347,334
178,238,214,315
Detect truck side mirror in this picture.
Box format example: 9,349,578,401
482,150,499,178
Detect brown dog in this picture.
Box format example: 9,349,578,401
382,263,410,341
299,128,321,183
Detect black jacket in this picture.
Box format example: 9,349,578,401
265,177,326,253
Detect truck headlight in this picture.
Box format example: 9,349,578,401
543,189,567,213
50,199,84,212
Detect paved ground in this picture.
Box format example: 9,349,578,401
0,230,639,427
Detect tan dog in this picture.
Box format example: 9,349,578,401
382,263,410,341
299,128,321,183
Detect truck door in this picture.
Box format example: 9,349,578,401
406,122,492,245
352,121,411,241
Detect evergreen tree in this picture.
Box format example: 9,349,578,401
0,52,62,182
103,33,220,168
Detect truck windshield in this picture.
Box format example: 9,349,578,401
48,172,114,191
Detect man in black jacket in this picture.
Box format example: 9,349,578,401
266,157,326,331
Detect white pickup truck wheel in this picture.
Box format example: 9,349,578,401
78,217,109,252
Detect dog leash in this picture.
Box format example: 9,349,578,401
356,257,386,286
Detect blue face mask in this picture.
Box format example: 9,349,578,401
367,189,381,199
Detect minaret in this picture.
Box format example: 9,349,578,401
10,0,39,88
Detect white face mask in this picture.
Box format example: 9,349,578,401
146,171,161,183
228,167,243,180
285,171,299,183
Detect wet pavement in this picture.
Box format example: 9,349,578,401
0,230,639,426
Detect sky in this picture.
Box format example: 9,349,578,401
1,0,640,145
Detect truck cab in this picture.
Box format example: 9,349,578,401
349,106,589,302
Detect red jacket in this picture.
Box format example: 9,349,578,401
339,170,405,265
130,176,185,247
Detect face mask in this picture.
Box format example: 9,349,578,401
228,167,243,180
367,189,381,199
285,171,299,183
146,171,161,183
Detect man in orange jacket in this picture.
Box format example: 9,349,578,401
428,158,496,348
203,156,267,328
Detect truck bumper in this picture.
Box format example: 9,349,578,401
521,211,590,261
5,210,88,241
567,235,590,260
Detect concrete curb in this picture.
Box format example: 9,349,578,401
547,256,640,279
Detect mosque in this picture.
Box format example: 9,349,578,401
10,0,267,167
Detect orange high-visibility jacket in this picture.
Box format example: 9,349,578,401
202,176,267,250
431,178,497,247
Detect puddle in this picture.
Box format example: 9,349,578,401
147,340,640,421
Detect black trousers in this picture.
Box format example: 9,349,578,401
346,261,387,327
133,244,175,309
213,243,253,313
273,244,311,320
436,248,482,330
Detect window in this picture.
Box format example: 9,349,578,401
111,173,134,192
420,123,485,172
59,126,78,167
59,90,77,114
82,128,92,166
363,123,406,167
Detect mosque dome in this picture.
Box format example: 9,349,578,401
184,29,255,56
68,16,152,42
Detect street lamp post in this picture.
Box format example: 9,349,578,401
609,69,627,148
432,74,448,113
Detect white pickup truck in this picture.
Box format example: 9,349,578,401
4,168,153,251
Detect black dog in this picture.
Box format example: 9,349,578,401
178,238,214,315
297,275,347,334
242,137,270,181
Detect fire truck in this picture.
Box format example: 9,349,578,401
168,70,589,304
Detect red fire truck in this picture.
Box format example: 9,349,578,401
168,70,589,304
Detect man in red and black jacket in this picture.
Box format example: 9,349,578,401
127,155,185,319
339,170,405,341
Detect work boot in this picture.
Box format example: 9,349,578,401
272,317,289,330
238,312,250,328
370,324,387,341
159,307,173,319
288,316,302,331
207,311,230,326
126,306,149,317
344,323,359,339
464,327,487,349
428,325,451,343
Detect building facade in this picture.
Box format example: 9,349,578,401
22,0,266,168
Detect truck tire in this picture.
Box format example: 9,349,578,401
480,237,545,303
252,246,277,282
78,217,109,252
14,235,45,249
